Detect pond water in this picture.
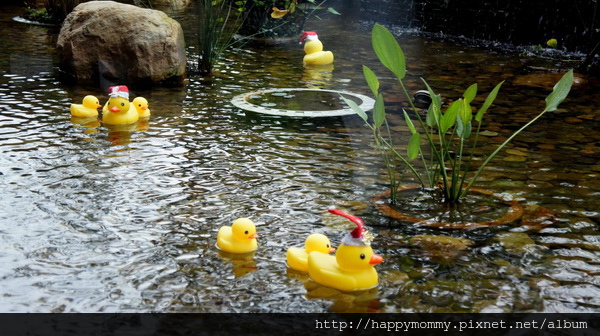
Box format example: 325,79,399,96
0,3,599,313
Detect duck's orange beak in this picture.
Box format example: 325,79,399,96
329,247,336,253
141,106,148,110
109,106,120,113
96,104,102,108
369,254,384,265
249,233,258,239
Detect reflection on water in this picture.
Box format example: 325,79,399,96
0,4,599,313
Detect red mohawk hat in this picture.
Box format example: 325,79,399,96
328,207,372,246
300,31,318,44
109,85,129,100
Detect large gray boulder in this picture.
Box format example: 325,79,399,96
56,1,186,86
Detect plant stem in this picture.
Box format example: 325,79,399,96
461,109,549,197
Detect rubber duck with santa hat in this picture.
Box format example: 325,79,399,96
300,31,334,66
307,207,384,292
102,85,139,125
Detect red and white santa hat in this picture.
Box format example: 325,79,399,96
300,31,319,44
109,85,129,100
328,206,371,246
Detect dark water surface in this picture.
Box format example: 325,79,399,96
0,4,599,313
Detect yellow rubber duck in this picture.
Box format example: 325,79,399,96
300,31,334,65
286,233,335,272
70,95,101,118
102,85,139,125
307,208,383,292
216,218,258,253
132,97,150,118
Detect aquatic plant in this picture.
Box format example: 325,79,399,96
193,0,249,75
344,24,574,204
237,0,340,39
24,0,80,24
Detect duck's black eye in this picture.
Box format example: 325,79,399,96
138,104,142,107
327,244,330,248
121,102,125,106
244,230,249,234
360,254,365,259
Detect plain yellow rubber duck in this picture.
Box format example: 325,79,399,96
307,208,383,292
300,31,334,65
70,95,101,118
216,218,258,253
102,86,139,125
132,97,150,118
286,233,335,272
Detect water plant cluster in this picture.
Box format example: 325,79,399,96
23,0,80,24
238,0,340,38
192,0,339,75
344,24,574,205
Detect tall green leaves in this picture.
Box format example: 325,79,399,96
372,24,406,80
355,24,574,204
544,70,574,112
476,81,503,122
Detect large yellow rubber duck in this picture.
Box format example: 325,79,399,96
70,95,101,118
216,218,258,253
132,97,150,118
307,208,383,292
300,31,334,65
102,85,139,125
287,233,335,272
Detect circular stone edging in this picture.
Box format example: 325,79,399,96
231,88,375,117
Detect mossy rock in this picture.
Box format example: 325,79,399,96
495,232,535,252
410,235,474,264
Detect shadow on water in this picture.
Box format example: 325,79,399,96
0,3,599,313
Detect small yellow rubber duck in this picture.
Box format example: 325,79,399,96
102,85,139,125
300,31,334,65
286,233,335,272
308,208,383,292
216,218,258,253
132,97,150,118
70,95,101,118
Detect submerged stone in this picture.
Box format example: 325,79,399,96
410,235,473,264
495,232,535,252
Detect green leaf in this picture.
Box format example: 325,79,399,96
457,117,472,139
421,78,442,126
408,132,421,159
341,95,368,122
372,24,406,79
426,104,436,127
327,7,341,15
476,81,504,123
544,69,574,112
463,83,477,104
440,99,461,133
363,65,379,97
403,109,417,134
459,98,472,126
373,93,385,128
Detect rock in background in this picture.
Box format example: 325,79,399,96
56,0,186,87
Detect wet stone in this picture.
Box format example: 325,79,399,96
529,172,558,181
564,117,583,123
410,235,473,264
479,130,498,137
506,149,528,156
495,232,535,252
503,155,527,162
520,204,558,230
